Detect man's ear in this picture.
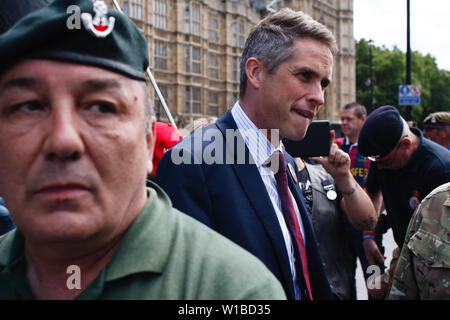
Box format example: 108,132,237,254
245,57,267,90
146,119,156,175
399,135,412,150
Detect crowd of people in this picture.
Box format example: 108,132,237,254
0,0,449,300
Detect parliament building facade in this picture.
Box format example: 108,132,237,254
106,0,355,128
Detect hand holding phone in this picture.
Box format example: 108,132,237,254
310,131,352,181
283,120,331,157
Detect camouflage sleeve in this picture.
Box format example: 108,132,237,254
388,183,450,300
387,213,421,299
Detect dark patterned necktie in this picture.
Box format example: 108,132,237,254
274,151,313,300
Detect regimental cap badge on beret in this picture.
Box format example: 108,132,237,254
423,112,450,126
81,0,115,38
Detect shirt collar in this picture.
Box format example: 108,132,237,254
0,227,23,270
104,182,174,281
343,136,358,148
231,101,281,167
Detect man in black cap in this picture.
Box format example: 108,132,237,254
0,0,286,300
422,111,450,150
357,105,450,299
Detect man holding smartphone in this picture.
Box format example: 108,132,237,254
156,9,377,300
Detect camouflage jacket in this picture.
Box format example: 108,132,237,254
388,182,450,300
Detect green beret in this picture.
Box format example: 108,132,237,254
0,0,148,81
423,112,450,126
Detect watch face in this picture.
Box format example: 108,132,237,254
326,190,337,201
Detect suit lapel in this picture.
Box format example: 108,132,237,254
215,110,296,299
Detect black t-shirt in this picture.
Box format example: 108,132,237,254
366,128,450,246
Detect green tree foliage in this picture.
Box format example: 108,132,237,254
356,38,450,125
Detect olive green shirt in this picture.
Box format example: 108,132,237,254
0,182,286,300
388,182,450,300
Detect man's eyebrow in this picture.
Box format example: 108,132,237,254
294,67,329,80
81,79,123,91
0,77,39,95
293,66,316,75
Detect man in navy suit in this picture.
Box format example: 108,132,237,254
156,8,377,300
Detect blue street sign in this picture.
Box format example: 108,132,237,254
399,85,421,106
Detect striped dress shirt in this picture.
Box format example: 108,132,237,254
231,101,306,299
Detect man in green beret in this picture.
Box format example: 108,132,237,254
423,111,450,150
0,0,286,300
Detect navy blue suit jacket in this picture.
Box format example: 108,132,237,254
155,110,333,300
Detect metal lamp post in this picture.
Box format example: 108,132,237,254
369,39,374,112
406,0,412,121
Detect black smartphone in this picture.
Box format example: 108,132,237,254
283,120,331,157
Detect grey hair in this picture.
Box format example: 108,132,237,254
401,118,410,137
239,8,338,98
140,81,155,133
343,102,367,118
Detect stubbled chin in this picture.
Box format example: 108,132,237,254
298,115,312,129
284,122,309,141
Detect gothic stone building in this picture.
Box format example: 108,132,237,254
106,0,355,128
